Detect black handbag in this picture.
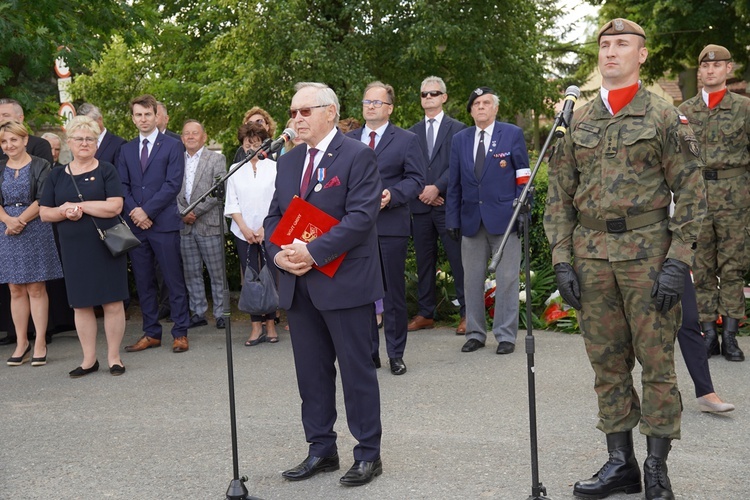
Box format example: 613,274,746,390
238,244,279,316
67,165,141,257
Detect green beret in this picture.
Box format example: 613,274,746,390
597,18,646,42
699,44,732,64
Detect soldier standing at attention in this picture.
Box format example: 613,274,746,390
544,19,706,500
678,44,750,362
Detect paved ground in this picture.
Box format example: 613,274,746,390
3,318,748,499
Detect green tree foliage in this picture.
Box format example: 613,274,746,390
585,0,750,83
69,0,570,151
0,0,150,125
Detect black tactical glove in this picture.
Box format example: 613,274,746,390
651,258,689,312
554,262,582,310
447,228,461,242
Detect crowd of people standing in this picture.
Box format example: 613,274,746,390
1,25,749,494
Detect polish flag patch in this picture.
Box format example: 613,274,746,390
679,114,689,125
516,168,531,185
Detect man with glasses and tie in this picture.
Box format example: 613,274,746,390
265,82,384,486
446,87,530,355
345,81,425,376
407,76,467,335
116,94,191,354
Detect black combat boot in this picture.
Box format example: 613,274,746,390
700,321,720,358
643,436,674,500
573,431,642,499
720,316,745,362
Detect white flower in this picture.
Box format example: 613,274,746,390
519,291,527,303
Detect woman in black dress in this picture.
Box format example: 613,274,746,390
39,116,129,377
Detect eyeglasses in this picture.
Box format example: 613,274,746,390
287,105,329,118
421,91,444,98
69,137,97,144
362,100,392,108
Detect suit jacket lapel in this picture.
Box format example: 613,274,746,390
431,118,451,163
145,133,164,171
375,123,395,155
303,132,342,200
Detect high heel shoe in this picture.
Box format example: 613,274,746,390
7,344,32,366
69,360,100,378
244,332,267,346
31,349,48,367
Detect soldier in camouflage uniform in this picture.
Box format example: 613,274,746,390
678,44,750,362
544,19,706,500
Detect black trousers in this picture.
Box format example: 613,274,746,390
677,274,714,398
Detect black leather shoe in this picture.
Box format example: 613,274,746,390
389,357,406,375
282,454,340,481
0,333,17,345
461,339,485,352
339,458,383,486
574,431,642,499
215,318,225,329
189,314,208,328
496,342,515,354
372,355,381,369
69,360,100,378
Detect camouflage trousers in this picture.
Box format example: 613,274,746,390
694,207,750,322
575,255,682,439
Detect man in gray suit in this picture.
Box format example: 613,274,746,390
177,120,228,329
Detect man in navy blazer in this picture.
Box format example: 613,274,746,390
116,94,190,354
407,76,467,335
346,81,425,376
446,87,530,355
265,82,384,486
77,103,126,166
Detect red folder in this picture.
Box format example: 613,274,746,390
269,196,346,277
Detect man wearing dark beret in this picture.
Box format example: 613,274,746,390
545,18,707,500
446,87,530,356
679,44,750,364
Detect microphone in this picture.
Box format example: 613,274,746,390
554,85,580,138
257,128,296,159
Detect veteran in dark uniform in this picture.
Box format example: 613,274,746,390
678,44,750,362
544,19,706,500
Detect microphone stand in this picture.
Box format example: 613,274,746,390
181,147,264,500
487,108,572,500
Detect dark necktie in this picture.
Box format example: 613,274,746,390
300,148,318,194
368,131,377,149
426,118,435,159
140,138,149,172
474,130,485,179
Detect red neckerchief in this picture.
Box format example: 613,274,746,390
607,82,640,115
708,88,727,109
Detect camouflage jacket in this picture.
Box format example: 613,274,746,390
544,87,706,265
678,91,750,210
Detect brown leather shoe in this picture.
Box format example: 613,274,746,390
124,335,161,352
173,336,189,353
455,317,467,335
407,315,435,331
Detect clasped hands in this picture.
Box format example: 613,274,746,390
274,242,314,276
58,202,83,222
3,216,26,235
129,207,152,230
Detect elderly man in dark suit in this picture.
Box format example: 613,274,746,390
265,82,384,486
407,76,467,335
117,94,190,353
177,120,227,329
77,103,126,166
447,87,530,355
345,81,425,376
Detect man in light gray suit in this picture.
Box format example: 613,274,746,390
177,120,228,329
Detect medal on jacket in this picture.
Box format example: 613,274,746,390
314,168,325,192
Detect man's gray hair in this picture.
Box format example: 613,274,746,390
420,76,447,93
77,103,102,120
41,132,61,142
294,82,340,119
0,98,24,118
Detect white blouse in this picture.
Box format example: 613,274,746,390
224,158,277,241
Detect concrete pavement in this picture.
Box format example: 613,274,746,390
3,318,748,499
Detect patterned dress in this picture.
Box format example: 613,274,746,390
0,164,63,284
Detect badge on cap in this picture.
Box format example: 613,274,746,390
614,19,625,31
708,51,716,60
474,88,484,96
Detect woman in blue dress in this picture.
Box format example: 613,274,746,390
0,121,63,367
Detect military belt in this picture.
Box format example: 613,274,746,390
703,167,746,180
578,208,669,234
